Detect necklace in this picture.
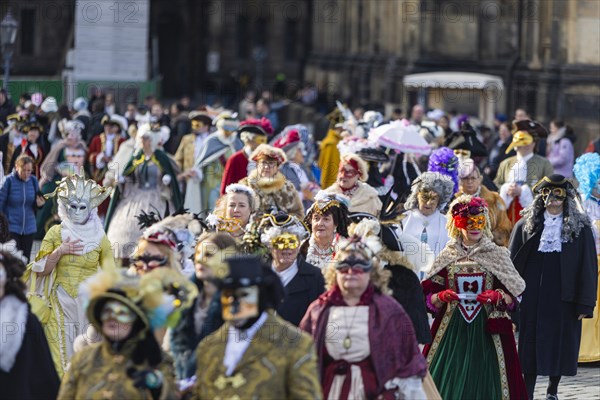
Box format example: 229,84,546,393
341,183,359,197
341,306,360,351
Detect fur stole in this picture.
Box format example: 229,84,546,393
427,236,526,296
244,169,287,193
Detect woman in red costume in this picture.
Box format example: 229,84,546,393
422,195,527,399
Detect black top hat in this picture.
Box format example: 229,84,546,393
357,147,390,163
446,122,487,157
513,120,548,139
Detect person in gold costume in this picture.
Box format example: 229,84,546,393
193,253,322,399
24,175,115,376
58,268,197,400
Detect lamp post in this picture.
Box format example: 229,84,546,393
1,10,18,90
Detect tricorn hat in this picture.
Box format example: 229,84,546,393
532,174,574,193
189,111,214,126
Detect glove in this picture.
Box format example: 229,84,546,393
162,174,172,185
476,290,504,305
437,289,459,303
127,368,164,390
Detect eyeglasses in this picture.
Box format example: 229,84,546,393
338,167,358,178
335,260,372,274
132,253,168,272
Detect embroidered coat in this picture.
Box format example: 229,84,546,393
238,170,304,218
192,311,322,400
88,133,126,181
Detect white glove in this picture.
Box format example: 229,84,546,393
162,174,172,185
117,175,126,184
95,154,106,170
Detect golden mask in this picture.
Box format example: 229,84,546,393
271,233,300,250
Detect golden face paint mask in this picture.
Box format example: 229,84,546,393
271,233,300,250
505,131,534,154
418,191,440,204
466,215,486,230
221,286,259,321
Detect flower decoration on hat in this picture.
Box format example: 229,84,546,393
250,144,287,165
428,147,459,193
451,196,488,229
446,195,492,239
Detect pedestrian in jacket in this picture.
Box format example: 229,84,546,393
0,155,43,261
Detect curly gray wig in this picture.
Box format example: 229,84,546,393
404,172,455,211
521,184,590,242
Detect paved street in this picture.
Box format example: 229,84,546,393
533,363,600,399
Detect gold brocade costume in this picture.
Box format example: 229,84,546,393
25,224,116,376
192,312,322,400
579,214,600,363
58,340,177,400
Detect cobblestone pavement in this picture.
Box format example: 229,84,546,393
533,363,600,400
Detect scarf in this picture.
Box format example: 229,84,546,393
427,236,526,296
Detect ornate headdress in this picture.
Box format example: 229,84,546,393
81,268,198,332
573,153,600,201
428,147,459,193
447,195,492,239
304,191,350,237
46,174,111,210
260,212,310,246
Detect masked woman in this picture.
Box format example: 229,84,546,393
24,175,116,376
105,123,183,262
58,268,197,400
301,229,427,399
423,195,527,400
323,153,382,216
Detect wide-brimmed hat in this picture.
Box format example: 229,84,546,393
189,111,214,126
250,144,287,164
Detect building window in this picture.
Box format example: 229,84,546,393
237,16,249,59
256,17,267,46
20,9,35,55
285,19,297,61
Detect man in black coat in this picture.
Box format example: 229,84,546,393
509,174,597,400
261,212,325,326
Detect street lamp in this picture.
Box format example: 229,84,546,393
1,10,18,90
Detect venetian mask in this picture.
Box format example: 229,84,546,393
335,254,372,274
100,300,137,324
466,215,486,231
67,199,91,224
540,187,566,207
271,233,300,250
221,286,259,322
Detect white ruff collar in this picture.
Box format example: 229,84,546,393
0,295,28,372
539,211,564,253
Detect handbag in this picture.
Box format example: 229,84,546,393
25,268,53,324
